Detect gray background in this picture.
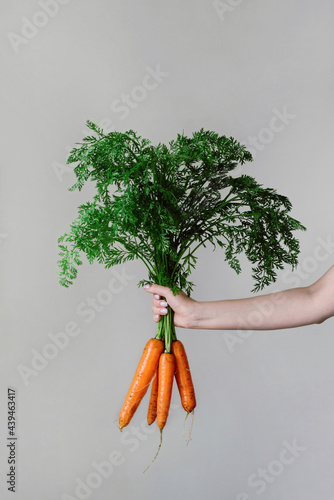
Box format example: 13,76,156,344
1,1,334,499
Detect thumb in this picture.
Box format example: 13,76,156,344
143,283,174,301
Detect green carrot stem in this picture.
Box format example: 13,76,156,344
154,305,176,353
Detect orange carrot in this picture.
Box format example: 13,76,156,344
157,353,175,431
147,366,159,425
171,340,196,414
119,338,164,430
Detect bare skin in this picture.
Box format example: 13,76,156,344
143,265,334,330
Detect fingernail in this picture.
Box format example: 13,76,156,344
155,314,159,319
160,308,167,314
143,284,151,289
160,301,168,307
154,294,160,299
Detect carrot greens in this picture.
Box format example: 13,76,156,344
58,120,305,302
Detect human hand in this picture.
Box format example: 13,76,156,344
143,284,198,329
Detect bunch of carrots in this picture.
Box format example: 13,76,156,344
119,330,196,437
58,123,305,462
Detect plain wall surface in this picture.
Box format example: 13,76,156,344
1,1,334,499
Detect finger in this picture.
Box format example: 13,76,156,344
152,304,168,315
152,297,168,308
153,314,160,323
143,284,172,299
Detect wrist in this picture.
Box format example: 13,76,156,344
187,300,204,329
187,299,230,330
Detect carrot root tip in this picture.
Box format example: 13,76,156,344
143,429,163,474
183,409,195,445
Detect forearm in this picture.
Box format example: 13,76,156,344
191,286,323,331
146,266,334,330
